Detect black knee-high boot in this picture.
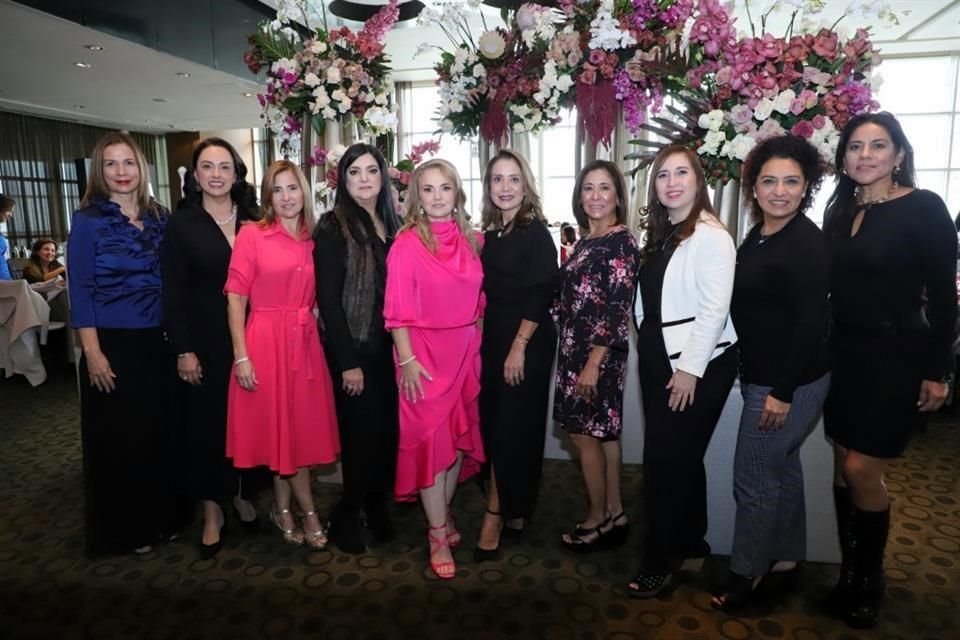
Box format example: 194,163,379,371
824,485,857,614
845,507,890,629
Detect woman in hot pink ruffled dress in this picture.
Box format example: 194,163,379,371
384,158,485,580
225,160,340,550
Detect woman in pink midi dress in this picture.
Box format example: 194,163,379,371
225,160,340,550
384,159,485,579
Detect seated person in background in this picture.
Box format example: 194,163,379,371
22,238,66,284
0,194,14,280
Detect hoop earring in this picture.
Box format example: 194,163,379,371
893,165,901,176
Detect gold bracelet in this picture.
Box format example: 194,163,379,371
514,335,529,344
398,355,417,366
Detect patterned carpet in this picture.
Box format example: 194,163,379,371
0,372,957,640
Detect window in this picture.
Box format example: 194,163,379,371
398,83,579,225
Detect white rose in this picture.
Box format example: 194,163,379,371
309,40,328,55
322,106,337,120
473,64,486,78
326,67,342,84
772,89,796,115
441,119,454,132
304,72,321,88
753,98,774,121
312,87,331,107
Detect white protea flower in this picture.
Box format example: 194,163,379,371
478,31,507,60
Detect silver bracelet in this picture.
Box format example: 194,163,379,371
398,355,416,366
234,357,250,365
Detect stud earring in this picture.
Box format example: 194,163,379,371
893,164,901,176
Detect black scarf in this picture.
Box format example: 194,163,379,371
333,206,384,344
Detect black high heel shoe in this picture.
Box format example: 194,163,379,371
198,518,227,560
604,511,629,548
711,572,759,612
232,501,260,534
561,515,611,553
474,509,504,563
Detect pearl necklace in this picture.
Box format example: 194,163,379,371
855,181,898,209
211,204,237,227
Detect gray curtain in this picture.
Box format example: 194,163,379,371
0,110,162,246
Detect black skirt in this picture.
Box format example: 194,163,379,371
824,333,925,458
80,328,183,556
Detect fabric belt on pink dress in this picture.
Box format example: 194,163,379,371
252,305,317,379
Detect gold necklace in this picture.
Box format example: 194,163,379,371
855,181,899,208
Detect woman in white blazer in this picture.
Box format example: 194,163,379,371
626,145,738,598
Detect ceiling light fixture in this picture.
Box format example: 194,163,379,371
74,61,92,69
73,105,86,109
176,72,191,78
84,45,104,51
242,92,255,97
152,98,168,103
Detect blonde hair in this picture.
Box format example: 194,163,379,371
401,158,479,254
80,131,161,218
480,149,546,232
258,160,315,235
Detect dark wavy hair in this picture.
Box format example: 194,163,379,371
639,145,714,261
328,143,401,241
178,137,259,220
741,135,825,226
571,160,629,232
823,111,916,238
0,194,13,214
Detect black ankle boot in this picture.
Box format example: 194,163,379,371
845,507,890,629
824,486,856,615
363,493,395,544
329,503,366,554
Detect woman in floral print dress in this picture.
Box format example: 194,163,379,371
553,160,641,552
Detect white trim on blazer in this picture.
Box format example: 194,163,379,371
634,211,738,377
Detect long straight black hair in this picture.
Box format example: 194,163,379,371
329,143,401,242
823,111,916,238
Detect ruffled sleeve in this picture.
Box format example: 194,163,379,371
383,231,421,330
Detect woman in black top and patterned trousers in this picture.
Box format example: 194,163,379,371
713,135,832,611
314,143,401,554
823,112,957,629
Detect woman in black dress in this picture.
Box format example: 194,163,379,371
553,160,641,553
475,149,558,561
822,112,957,628
314,143,401,554
162,137,262,559
627,145,738,598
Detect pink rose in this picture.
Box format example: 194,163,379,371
716,66,732,85
791,120,815,138
812,29,839,60
812,114,826,129
588,49,606,66
579,64,597,85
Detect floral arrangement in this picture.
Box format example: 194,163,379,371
306,139,441,203
627,0,891,184
245,0,401,153
420,0,696,147
418,1,567,144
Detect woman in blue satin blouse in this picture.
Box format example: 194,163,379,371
69,131,181,556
